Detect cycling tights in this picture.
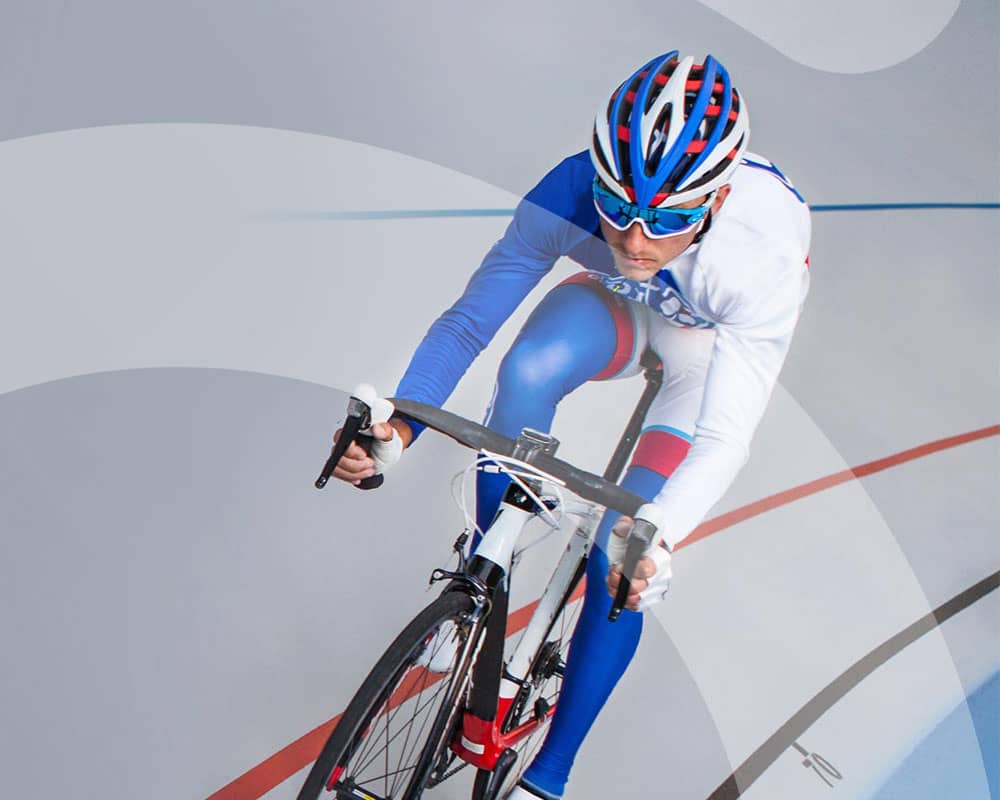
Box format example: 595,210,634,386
474,280,692,798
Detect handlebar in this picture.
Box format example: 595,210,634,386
316,391,653,620
394,399,654,621
391,399,646,519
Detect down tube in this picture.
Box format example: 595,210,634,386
502,516,595,696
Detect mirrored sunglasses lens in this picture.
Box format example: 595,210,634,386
641,215,689,237
645,206,708,236
594,194,634,230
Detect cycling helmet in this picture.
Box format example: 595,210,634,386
590,52,750,208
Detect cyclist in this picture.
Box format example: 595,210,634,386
332,51,810,799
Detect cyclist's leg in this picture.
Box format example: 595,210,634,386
514,465,668,799
518,320,715,799
474,277,639,533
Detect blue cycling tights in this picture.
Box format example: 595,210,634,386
474,282,689,798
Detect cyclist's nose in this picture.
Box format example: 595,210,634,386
624,219,652,246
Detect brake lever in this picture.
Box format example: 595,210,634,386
315,393,385,490
608,518,659,622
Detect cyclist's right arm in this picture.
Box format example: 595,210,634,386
327,154,593,485
391,155,602,444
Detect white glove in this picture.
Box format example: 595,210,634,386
352,383,404,474
606,502,673,611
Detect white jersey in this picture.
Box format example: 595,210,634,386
650,154,811,547
396,150,811,549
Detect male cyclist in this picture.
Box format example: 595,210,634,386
332,51,810,799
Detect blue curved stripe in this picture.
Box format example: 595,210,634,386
265,202,998,222
611,53,668,181
871,671,999,800
629,52,681,207
644,57,718,207
265,209,515,221
640,424,694,444
677,56,733,189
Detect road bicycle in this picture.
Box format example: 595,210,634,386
299,356,663,800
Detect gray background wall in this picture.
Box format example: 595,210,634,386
1,2,997,799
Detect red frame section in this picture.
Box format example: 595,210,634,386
450,695,557,770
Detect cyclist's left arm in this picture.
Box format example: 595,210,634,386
605,240,809,609
652,243,811,551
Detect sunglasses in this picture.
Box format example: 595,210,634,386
592,180,713,238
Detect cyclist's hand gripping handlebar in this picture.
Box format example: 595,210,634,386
315,384,389,491
608,517,660,622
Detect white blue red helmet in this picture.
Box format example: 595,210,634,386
590,52,750,207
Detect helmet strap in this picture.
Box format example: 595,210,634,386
692,208,714,244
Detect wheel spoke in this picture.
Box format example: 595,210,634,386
352,663,455,777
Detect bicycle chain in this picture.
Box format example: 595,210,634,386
434,757,470,783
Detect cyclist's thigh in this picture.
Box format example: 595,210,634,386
488,278,644,423
480,277,647,531
541,273,651,383
480,279,637,528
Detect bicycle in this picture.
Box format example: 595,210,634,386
300,354,664,800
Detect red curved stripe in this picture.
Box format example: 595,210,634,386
679,424,1000,550
206,423,999,800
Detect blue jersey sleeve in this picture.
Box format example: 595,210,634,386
395,152,598,436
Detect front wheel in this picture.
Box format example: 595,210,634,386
297,591,482,800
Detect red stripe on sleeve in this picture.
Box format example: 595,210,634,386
630,429,691,478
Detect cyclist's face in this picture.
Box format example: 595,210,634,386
599,186,730,281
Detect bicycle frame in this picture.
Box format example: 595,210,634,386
308,351,664,798
443,350,663,774
447,477,600,771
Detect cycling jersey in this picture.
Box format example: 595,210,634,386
396,149,810,548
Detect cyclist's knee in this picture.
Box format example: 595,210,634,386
497,290,619,398
496,336,577,399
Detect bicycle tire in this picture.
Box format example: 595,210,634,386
471,557,588,800
297,590,483,800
